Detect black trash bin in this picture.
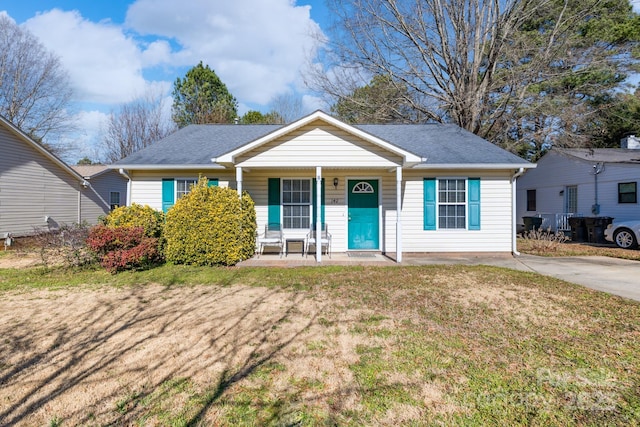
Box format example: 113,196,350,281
585,217,614,243
568,217,586,242
523,216,543,232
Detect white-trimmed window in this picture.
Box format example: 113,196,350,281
438,179,466,229
109,192,121,211
565,185,578,213
282,179,311,229
176,179,198,199
424,177,480,231
618,182,637,204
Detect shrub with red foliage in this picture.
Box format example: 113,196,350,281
86,225,161,273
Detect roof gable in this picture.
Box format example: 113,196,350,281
215,111,423,165
232,118,407,168
553,148,640,165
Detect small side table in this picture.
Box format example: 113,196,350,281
285,238,305,257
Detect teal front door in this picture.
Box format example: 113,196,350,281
348,180,379,250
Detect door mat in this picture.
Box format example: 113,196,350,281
347,252,378,258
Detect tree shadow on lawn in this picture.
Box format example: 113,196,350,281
0,282,323,425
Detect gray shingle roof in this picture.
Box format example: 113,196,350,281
72,165,110,178
114,121,529,167
356,124,528,165
114,124,283,166
554,148,640,164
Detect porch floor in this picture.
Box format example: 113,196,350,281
237,251,516,268
238,251,396,267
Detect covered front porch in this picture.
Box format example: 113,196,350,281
236,165,407,263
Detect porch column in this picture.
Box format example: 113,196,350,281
396,166,403,263
315,166,322,263
236,167,243,197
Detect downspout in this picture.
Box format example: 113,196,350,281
118,169,132,207
78,179,89,223
511,168,525,256
78,182,82,223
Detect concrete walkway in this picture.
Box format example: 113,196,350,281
240,251,640,302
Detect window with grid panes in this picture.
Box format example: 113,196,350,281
282,179,311,229
176,179,197,199
438,179,466,229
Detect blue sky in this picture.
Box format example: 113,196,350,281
2,1,639,163
0,0,331,162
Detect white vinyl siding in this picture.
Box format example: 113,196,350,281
127,169,514,253
400,172,513,252
236,120,403,168
128,171,232,212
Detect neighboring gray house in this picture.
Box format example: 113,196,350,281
0,115,113,238
516,137,640,232
72,165,128,212
113,111,534,262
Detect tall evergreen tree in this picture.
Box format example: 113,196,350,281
172,61,238,127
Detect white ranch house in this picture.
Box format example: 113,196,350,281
112,111,533,262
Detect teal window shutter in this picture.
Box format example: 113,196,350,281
423,178,436,230
468,178,481,230
208,178,219,187
162,179,174,213
268,178,281,225
312,178,326,225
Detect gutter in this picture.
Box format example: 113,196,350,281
110,164,226,171
119,169,132,207
412,163,535,170
511,167,526,256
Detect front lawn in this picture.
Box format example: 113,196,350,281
0,264,639,426
518,238,640,261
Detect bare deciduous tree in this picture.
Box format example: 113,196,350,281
103,91,175,163
307,0,639,158
267,92,304,123
0,14,74,147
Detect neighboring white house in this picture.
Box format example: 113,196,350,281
516,138,640,233
112,111,534,262
0,115,115,238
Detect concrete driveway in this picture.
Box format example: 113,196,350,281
514,254,640,302
403,253,640,302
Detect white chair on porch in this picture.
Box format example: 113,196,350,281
305,223,331,258
257,223,284,257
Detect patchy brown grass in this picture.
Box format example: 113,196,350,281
518,238,640,260
0,264,639,426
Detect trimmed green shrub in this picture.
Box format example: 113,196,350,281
101,203,164,238
163,178,257,266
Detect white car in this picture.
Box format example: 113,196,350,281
604,220,640,249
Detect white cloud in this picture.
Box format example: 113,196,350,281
61,110,109,163
10,1,326,162
125,0,323,105
23,9,148,105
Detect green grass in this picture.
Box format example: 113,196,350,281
2,263,639,426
